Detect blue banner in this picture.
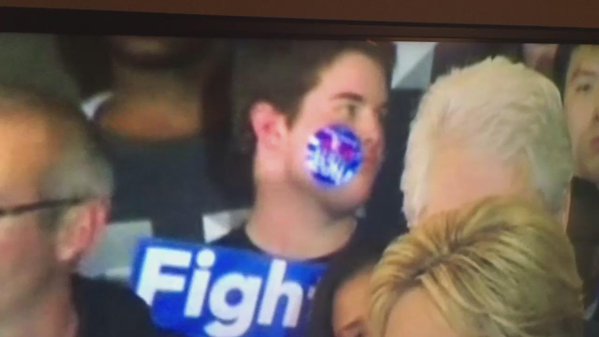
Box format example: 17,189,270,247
130,238,326,337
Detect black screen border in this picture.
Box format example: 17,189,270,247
1,6,598,43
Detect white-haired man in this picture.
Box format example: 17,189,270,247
401,56,572,227
399,56,599,336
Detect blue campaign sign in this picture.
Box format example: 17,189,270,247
130,238,326,337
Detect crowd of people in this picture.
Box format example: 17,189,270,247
0,35,597,337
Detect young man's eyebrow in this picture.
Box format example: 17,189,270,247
332,92,389,112
332,92,365,102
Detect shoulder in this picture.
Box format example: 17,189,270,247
585,320,599,337
351,218,404,249
74,274,144,307
73,275,158,337
212,225,253,249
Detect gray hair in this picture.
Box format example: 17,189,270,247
401,57,572,226
0,84,113,227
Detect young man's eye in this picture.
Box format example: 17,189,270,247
345,103,360,119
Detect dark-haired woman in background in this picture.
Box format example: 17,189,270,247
308,242,387,337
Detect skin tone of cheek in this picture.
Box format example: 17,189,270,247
0,215,57,316
384,287,459,337
332,270,372,337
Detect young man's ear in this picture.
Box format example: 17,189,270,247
54,198,110,266
250,101,289,151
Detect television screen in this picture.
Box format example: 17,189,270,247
0,7,598,337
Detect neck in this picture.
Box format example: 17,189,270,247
100,62,207,140
247,182,357,260
0,275,77,337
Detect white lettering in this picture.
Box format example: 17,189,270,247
184,249,217,317
204,274,263,337
134,244,321,337
311,151,347,183
136,247,192,305
257,260,304,327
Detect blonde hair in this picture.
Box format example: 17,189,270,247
401,57,572,225
370,197,583,337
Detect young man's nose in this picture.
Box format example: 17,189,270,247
359,112,384,151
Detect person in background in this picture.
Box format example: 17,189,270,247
0,84,157,337
83,36,250,240
555,45,599,188
430,42,558,83
370,197,584,337
215,40,400,262
401,56,572,227
308,242,386,337
59,36,253,281
554,44,599,316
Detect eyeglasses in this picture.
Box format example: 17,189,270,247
0,197,85,218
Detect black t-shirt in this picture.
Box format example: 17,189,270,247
96,130,245,240
73,275,158,337
214,218,402,264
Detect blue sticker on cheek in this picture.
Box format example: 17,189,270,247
306,124,364,188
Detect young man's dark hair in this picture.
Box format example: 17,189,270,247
232,39,396,154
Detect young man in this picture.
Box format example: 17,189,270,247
216,40,399,262
0,85,157,337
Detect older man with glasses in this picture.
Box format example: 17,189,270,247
0,85,157,337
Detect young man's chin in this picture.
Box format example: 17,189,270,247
318,181,374,214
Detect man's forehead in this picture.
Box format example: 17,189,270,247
0,113,58,196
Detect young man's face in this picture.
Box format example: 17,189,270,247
284,51,388,214
564,46,599,184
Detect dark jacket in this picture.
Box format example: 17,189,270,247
73,274,158,337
